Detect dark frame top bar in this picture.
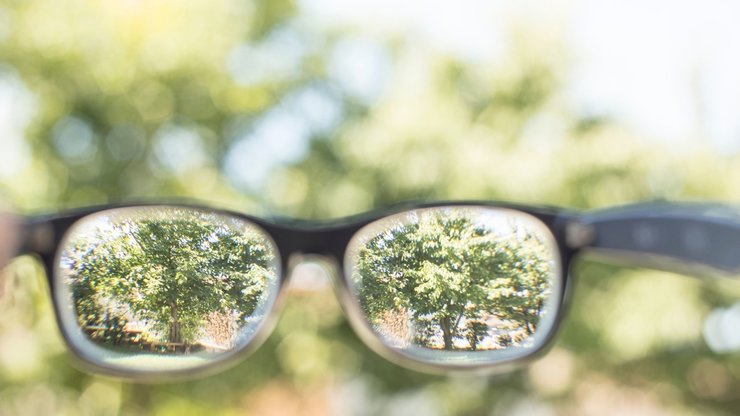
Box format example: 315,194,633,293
12,200,740,276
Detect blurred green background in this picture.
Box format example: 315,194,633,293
2,0,740,414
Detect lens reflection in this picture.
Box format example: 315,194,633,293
345,207,561,364
55,207,280,372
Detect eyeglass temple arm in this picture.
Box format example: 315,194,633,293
578,204,740,276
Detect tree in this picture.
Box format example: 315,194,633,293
62,208,277,347
351,209,555,351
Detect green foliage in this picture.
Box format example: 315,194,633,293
352,209,554,350
63,209,276,345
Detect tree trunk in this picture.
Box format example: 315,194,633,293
524,319,533,335
440,316,454,350
169,302,182,344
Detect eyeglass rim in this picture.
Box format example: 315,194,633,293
50,205,292,381
19,200,574,380
336,206,569,375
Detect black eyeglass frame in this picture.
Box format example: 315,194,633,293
12,200,740,380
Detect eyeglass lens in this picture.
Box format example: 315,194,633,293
55,207,281,372
344,207,562,366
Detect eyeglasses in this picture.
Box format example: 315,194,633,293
10,201,740,380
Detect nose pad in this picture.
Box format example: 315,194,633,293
285,254,342,295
